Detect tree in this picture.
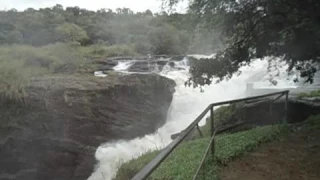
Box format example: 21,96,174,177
145,9,153,16
52,4,64,12
167,0,320,88
55,23,89,44
6,30,23,44
148,24,189,55
0,23,23,44
0,4,211,56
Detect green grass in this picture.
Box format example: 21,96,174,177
0,43,142,101
115,124,289,180
300,114,320,130
298,89,320,98
116,114,320,180
78,44,139,58
190,103,244,139
0,43,87,101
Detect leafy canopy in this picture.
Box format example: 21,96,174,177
167,0,320,87
0,5,217,55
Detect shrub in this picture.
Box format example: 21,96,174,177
79,44,139,58
0,59,44,101
0,43,86,100
298,89,320,99
302,115,320,130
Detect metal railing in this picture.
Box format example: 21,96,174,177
131,90,289,180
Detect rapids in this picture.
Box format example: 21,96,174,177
88,55,299,180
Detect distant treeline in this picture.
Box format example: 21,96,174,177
0,5,224,55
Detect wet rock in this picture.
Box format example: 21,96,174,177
128,61,151,72
0,74,176,180
128,60,169,72
92,59,118,71
168,61,175,68
169,55,185,61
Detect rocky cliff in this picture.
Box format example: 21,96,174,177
0,73,175,180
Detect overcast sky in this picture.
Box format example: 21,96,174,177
0,0,187,13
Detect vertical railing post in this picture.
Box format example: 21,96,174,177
284,92,289,123
210,105,214,137
210,105,215,155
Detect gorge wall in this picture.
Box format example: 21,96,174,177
0,73,175,180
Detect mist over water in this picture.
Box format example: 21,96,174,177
88,56,298,180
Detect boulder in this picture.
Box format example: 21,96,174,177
0,73,176,180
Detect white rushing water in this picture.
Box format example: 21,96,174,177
113,61,135,72
88,56,298,180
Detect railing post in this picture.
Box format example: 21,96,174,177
210,105,215,155
196,124,204,138
284,92,289,123
210,105,214,137
269,102,273,116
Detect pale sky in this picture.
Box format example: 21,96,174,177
0,0,188,13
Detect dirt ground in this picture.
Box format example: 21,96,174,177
219,130,320,180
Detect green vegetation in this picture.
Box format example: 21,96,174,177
55,23,89,43
77,44,138,58
213,104,243,124
301,114,320,130
190,104,243,138
0,43,86,100
115,124,289,180
0,41,154,101
166,0,320,87
298,89,320,99
0,4,224,101
116,113,320,180
0,6,219,56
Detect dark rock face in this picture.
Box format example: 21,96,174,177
0,74,176,180
92,59,118,71
128,61,168,72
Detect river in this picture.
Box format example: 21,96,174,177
88,55,300,180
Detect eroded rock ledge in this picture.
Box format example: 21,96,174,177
0,73,176,180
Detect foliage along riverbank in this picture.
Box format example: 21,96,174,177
115,114,320,180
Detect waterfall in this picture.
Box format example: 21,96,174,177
88,55,298,180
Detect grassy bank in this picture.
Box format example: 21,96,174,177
0,43,140,101
77,44,139,58
0,43,87,100
298,89,320,98
115,124,290,180
218,115,320,180
115,114,320,180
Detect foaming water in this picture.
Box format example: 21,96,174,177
88,56,297,180
113,61,135,72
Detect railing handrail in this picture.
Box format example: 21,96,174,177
210,90,289,107
131,90,289,180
